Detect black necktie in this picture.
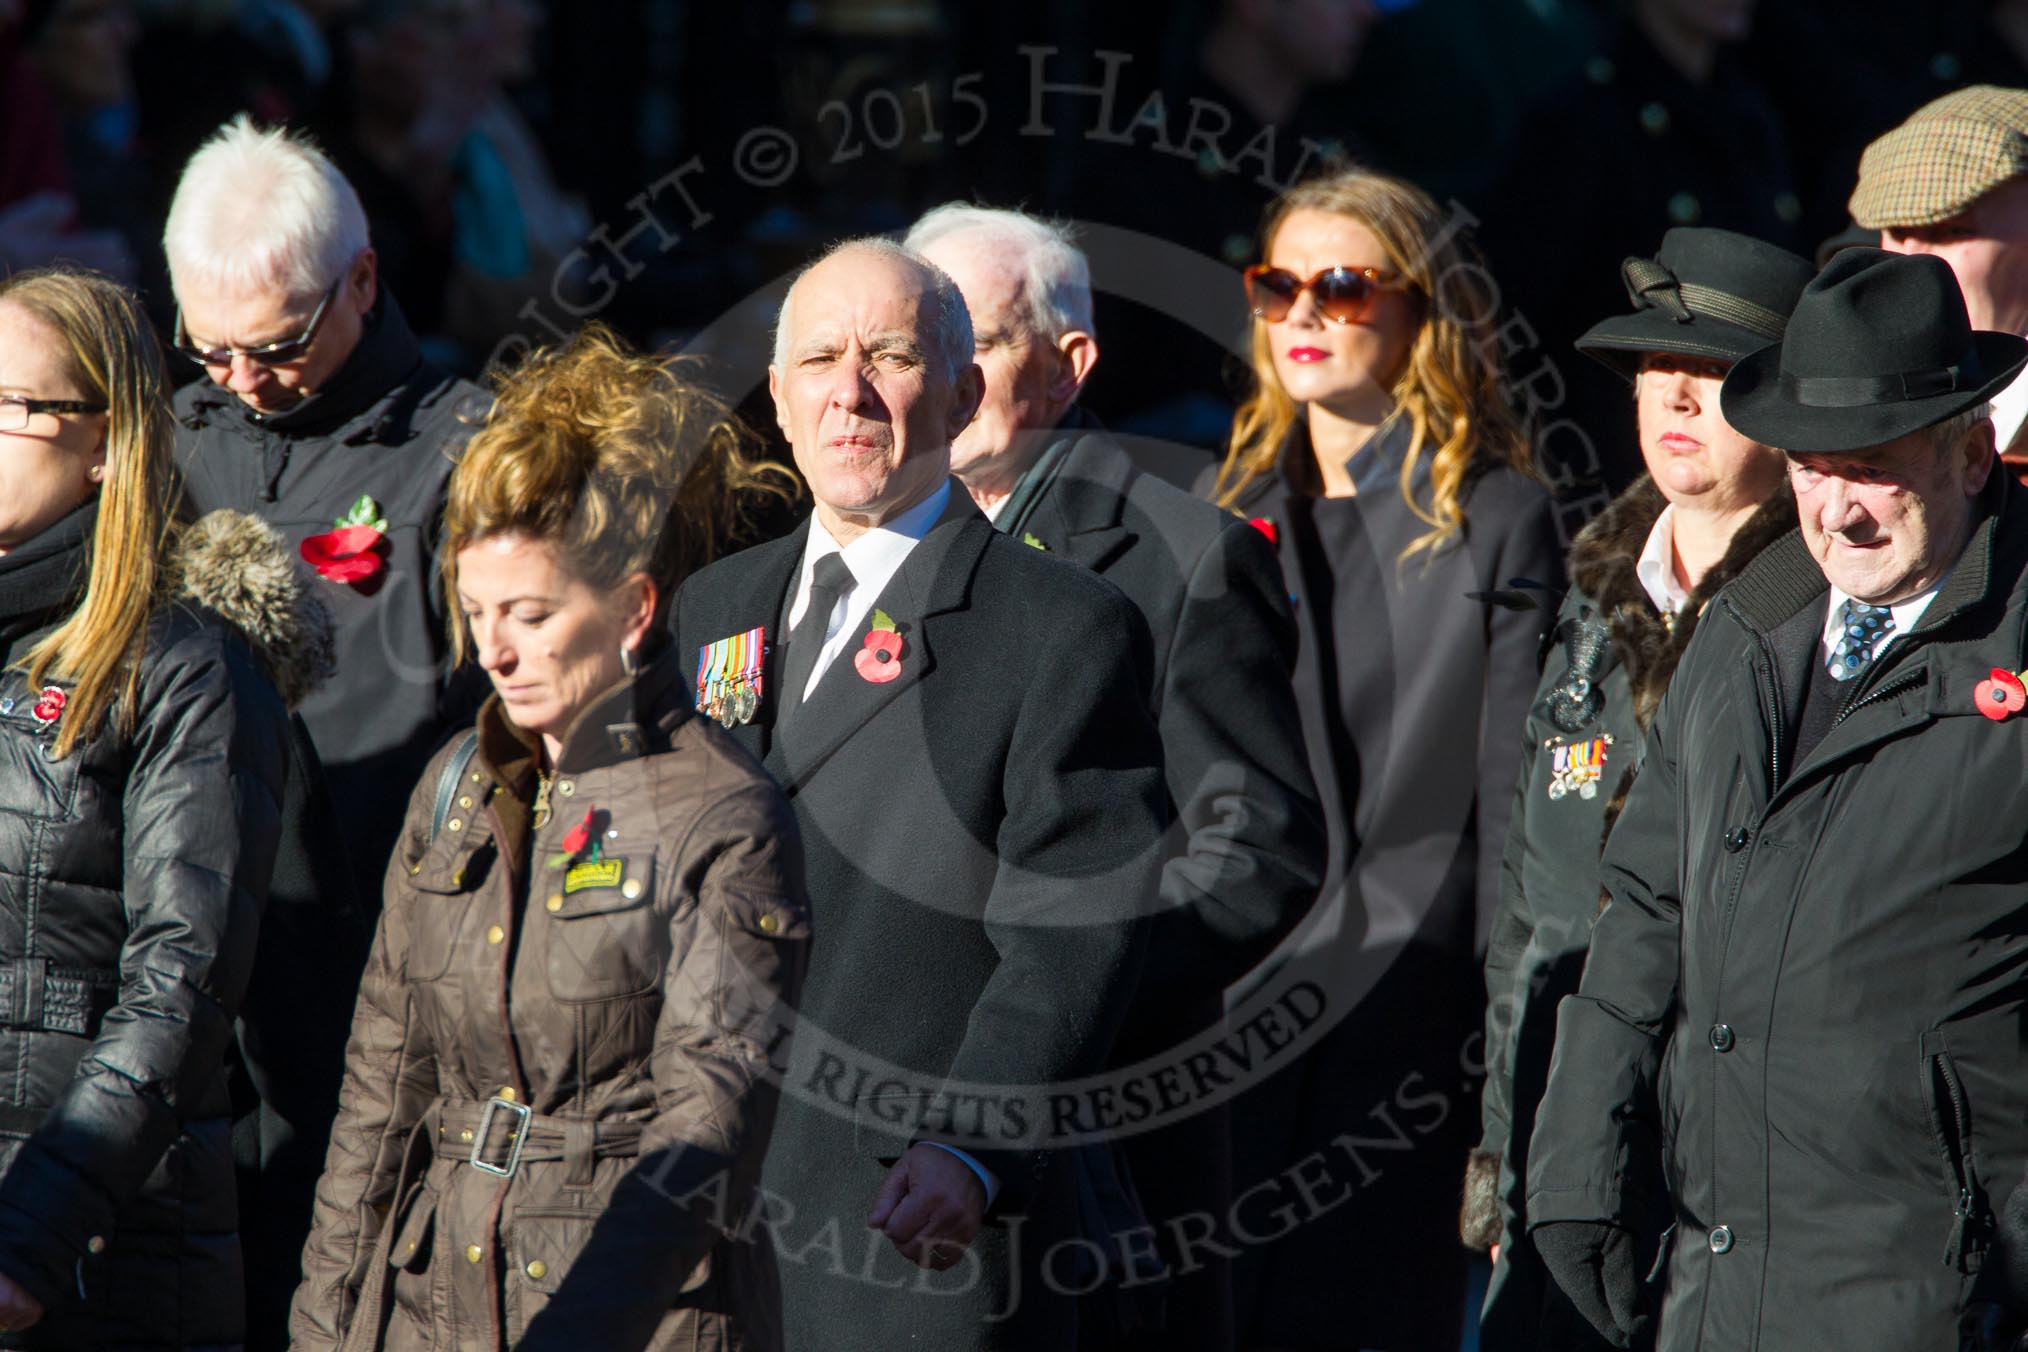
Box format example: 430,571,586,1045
782,553,854,723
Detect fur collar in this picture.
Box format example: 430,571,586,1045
1568,475,1797,731
164,511,336,710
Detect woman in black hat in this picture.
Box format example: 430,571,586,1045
1465,226,1814,1352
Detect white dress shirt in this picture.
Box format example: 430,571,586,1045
786,479,999,1205
1633,504,1692,617
787,479,950,702
1818,581,1941,670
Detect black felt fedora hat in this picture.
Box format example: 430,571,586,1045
1576,227,1815,381
1720,248,2028,453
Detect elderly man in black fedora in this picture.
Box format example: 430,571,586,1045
1467,227,1814,1352
1524,247,2028,1352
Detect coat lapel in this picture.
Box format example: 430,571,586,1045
766,506,994,793
1025,443,1136,573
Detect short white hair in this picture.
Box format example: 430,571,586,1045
771,236,974,383
902,203,1094,342
163,116,370,306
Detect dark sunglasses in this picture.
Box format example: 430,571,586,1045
174,279,341,368
1243,264,1409,325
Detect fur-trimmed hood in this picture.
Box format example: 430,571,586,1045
1568,474,1798,732
164,511,337,710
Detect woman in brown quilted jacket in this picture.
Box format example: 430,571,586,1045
291,326,808,1351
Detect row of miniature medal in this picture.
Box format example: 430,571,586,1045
696,626,766,729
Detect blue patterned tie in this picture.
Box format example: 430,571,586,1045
1827,599,1895,681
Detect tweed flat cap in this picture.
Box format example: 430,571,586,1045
1850,86,2028,228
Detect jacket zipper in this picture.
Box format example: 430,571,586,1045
1832,668,1926,728
1925,1050,1986,1271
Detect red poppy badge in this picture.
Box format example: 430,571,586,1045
1976,667,2028,722
546,806,605,871
854,610,905,684
1248,516,1279,547
300,495,389,585
29,686,65,729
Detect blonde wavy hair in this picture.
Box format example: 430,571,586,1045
1213,168,1536,560
5,269,179,759
443,324,795,661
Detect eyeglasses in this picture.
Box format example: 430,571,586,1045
173,279,341,368
0,395,107,432
1243,264,1410,325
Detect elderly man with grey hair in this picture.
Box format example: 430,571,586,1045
165,116,488,884
669,236,1167,1351
905,203,1324,1351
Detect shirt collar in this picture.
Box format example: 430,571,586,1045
1819,577,1945,660
799,477,951,598
1633,503,1690,616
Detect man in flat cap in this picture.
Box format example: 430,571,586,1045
1853,85,2028,472
1525,248,2028,1350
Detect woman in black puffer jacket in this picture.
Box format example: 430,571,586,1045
0,267,292,1348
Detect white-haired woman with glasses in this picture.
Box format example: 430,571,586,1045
1198,165,1565,1350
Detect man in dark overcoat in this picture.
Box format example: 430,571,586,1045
671,238,1167,1350
1526,248,2028,1350
904,202,1325,1351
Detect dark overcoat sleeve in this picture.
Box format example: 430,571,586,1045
1141,517,1324,1007
1471,717,1545,1249
1524,679,1682,1233
944,574,1167,1210
1476,588,1575,1192
1475,487,1567,946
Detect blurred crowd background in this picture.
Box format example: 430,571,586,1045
3,0,2016,526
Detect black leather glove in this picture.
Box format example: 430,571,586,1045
1532,1220,1648,1349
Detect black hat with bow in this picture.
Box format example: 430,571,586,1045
1720,248,2028,453
1576,227,1816,381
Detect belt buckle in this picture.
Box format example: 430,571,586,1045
469,1096,531,1178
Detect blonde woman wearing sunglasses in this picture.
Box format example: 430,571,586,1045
1198,166,1563,1351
